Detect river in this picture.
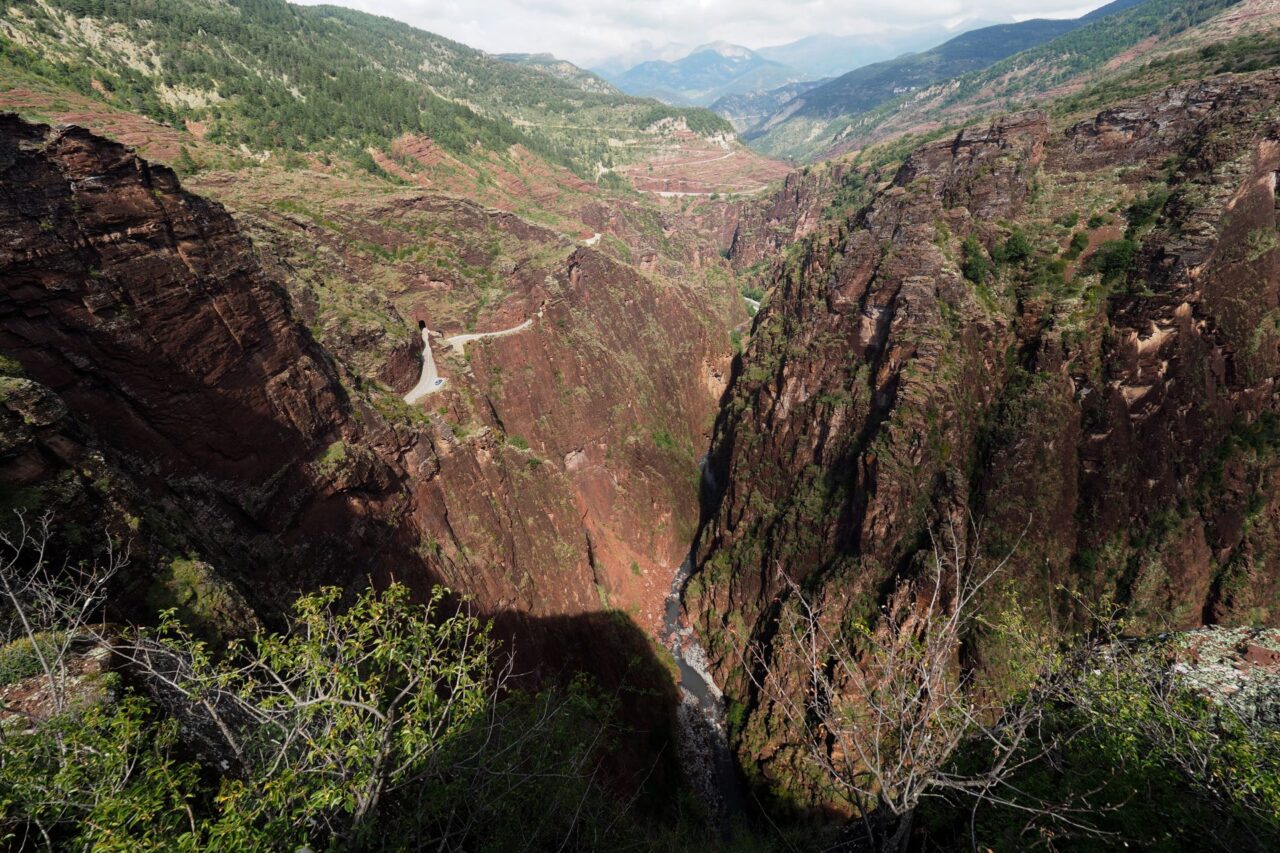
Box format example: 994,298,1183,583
662,461,747,823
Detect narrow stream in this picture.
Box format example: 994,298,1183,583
662,460,747,823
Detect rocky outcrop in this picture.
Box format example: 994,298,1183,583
0,113,734,641
0,115,424,613
406,246,732,631
691,111,1047,653
689,73,1280,806
0,113,737,802
723,160,851,270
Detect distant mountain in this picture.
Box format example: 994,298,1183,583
589,42,693,79
746,0,1150,158
710,80,828,132
819,0,1250,155
606,42,808,106
755,21,1004,79
496,53,619,94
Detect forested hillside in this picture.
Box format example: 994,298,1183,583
749,0,1241,159
0,0,732,176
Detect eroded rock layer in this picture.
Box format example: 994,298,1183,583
0,115,731,643
689,72,1280,803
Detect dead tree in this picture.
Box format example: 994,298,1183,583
0,511,125,720
743,514,1100,850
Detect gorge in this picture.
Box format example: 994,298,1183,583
2,0,1280,850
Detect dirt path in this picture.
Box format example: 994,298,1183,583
654,184,772,198
650,150,736,168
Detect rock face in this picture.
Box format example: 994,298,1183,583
0,115,422,609
723,160,851,270
688,72,1280,804
0,113,732,641
0,113,737,798
401,245,731,630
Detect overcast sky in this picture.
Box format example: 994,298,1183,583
291,0,1110,67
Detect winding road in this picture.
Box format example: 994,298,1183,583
404,312,542,403
440,318,534,355
404,325,445,403
654,184,772,198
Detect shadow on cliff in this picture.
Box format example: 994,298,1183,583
698,334,752,529
0,113,435,628
487,608,691,821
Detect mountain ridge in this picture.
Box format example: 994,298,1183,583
605,43,808,107
744,0,1156,157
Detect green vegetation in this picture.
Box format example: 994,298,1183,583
1086,238,1141,286
1125,187,1171,236
949,0,1240,108
752,0,1246,161
652,428,680,453
0,582,664,851
931,632,1280,850
991,229,1033,266
0,0,730,177
961,234,993,285
1064,230,1091,259
0,633,63,686
634,104,733,136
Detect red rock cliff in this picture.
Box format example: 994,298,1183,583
689,72,1280,803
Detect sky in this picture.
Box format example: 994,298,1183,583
291,0,1111,68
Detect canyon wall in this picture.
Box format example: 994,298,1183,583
689,72,1280,804
0,114,732,642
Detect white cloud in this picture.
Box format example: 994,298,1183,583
290,0,1113,67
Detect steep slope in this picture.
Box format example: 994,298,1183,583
0,111,738,644
0,2,802,205
689,70,1280,806
710,81,827,134
0,114,424,616
0,0,732,178
819,0,1254,159
747,0,1208,160
610,44,807,107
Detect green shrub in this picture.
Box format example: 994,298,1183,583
0,584,639,851
1064,230,1091,259
1125,188,1171,233
932,638,1280,849
1086,238,1140,286
993,229,1034,266
652,429,679,452
962,235,993,284
0,633,63,686
1029,255,1069,294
